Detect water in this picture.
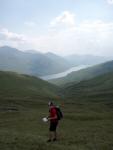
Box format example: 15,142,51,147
41,65,90,80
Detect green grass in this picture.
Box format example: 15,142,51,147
0,102,113,150
0,71,113,149
62,72,113,103
0,71,60,101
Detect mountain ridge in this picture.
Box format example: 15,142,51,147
0,46,71,76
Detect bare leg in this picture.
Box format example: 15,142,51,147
53,131,57,141
48,132,52,140
54,131,57,139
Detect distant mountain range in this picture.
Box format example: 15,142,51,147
65,54,110,66
49,60,113,86
0,46,111,77
0,46,71,76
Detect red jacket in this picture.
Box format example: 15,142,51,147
49,106,58,123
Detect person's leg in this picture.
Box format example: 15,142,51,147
53,122,58,141
53,130,57,141
47,131,52,142
49,131,52,140
48,131,57,141
47,123,53,142
47,122,58,142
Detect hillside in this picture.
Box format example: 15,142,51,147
63,71,113,102
49,60,113,86
0,72,113,150
0,46,71,76
0,71,60,109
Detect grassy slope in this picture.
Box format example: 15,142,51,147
0,71,113,150
0,71,60,109
63,71,113,102
49,60,113,86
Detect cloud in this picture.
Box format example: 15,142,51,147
50,11,75,29
0,15,113,57
0,27,40,50
78,20,113,32
0,28,27,43
24,21,36,27
107,0,113,4
47,19,113,56
0,27,31,49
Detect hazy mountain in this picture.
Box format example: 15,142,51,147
0,46,112,78
0,46,71,76
49,60,113,86
62,71,113,102
24,50,41,54
0,46,31,74
65,54,110,66
45,52,71,70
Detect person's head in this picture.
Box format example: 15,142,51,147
48,101,54,107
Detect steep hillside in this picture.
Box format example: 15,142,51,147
49,60,113,86
0,71,59,108
63,72,113,102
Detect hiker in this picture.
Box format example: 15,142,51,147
47,101,59,142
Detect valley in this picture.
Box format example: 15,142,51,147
0,70,113,150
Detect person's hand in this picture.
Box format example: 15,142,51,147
46,117,49,121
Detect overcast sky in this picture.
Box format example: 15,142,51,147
0,0,113,56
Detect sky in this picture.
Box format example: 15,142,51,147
0,0,113,56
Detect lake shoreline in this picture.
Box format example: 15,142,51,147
41,65,90,80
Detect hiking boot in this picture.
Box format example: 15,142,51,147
47,139,51,142
53,138,57,141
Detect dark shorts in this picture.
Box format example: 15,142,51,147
49,121,58,131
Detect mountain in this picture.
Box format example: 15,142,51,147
25,49,41,54
49,60,113,86
62,71,113,102
45,52,70,67
0,71,59,106
0,46,71,76
65,54,110,66
0,46,31,74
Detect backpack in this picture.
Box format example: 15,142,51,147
55,106,63,120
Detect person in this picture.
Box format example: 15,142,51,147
47,101,58,142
